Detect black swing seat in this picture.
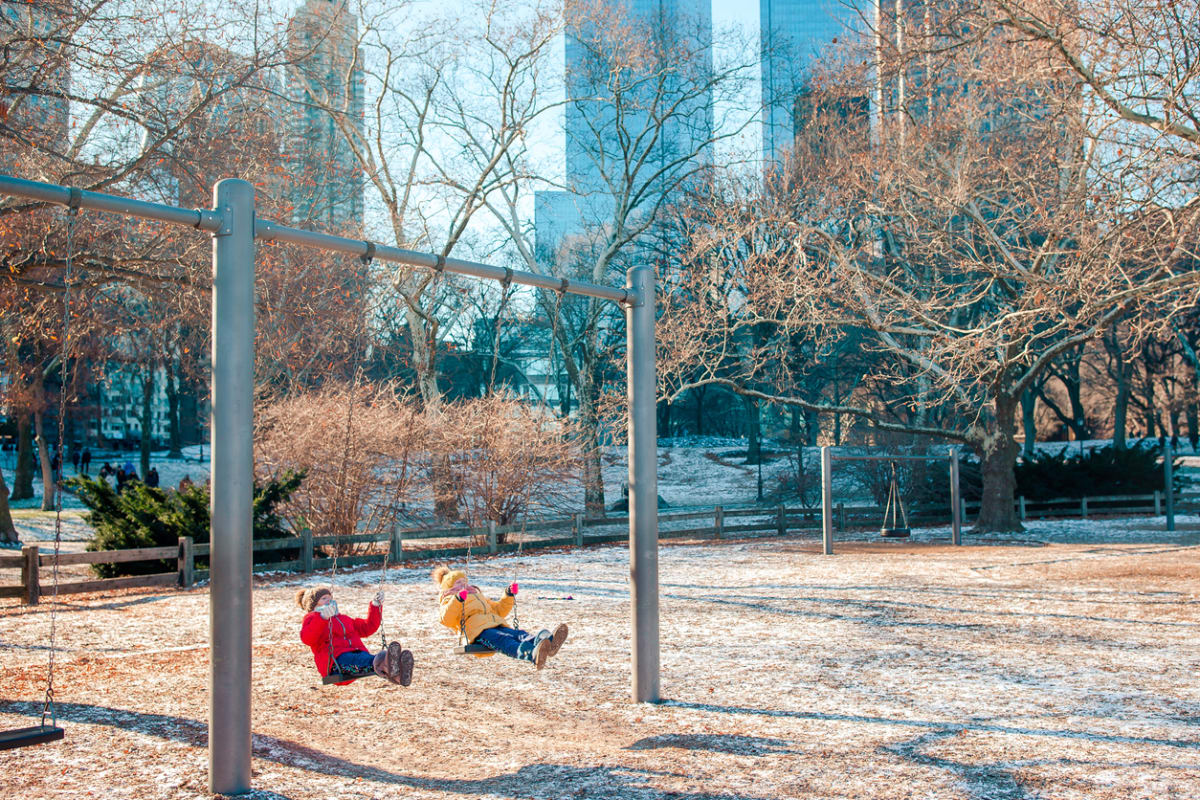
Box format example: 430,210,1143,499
321,671,380,685
454,643,494,655
880,527,912,538
0,724,65,750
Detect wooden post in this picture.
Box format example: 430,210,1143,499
836,502,846,532
1165,443,1175,532
22,545,39,606
1154,490,1162,516
488,521,498,554
1081,497,1088,518
574,513,585,547
301,527,314,574
390,523,404,563
179,536,195,588
776,505,786,536
714,506,724,539
949,449,962,546
1018,496,1026,521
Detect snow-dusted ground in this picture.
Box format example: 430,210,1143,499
1,520,1197,800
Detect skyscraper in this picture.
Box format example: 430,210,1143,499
285,0,366,232
537,0,713,259
760,0,855,167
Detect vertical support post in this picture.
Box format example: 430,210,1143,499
626,266,659,704
1164,442,1175,532
820,446,834,555
776,504,786,536
714,506,724,540
179,536,194,589
1154,490,1162,516
1081,497,1088,518
390,523,403,563
208,178,255,797
22,545,39,606
574,513,585,547
949,450,962,546
836,502,845,532
301,527,314,574
487,520,498,554
1018,495,1026,521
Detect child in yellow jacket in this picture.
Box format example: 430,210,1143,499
432,565,567,670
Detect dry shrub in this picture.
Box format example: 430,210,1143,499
430,393,580,528
255,383,427,550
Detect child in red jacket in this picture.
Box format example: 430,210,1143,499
296,586,414,686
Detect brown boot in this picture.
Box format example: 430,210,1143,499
386,641,414,686
543,624,568,660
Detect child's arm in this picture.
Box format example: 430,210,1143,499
299,612,328,648
487,592,514,619
438,596,463,631
351,602,382,638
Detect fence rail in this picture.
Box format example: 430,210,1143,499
2,490,1191,604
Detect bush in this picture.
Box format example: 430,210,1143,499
1014,442,1174,500
69,471,304,577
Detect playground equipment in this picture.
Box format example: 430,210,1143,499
880,461,912,538
0,173,660,796
819,447,964,554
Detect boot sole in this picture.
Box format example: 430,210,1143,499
396,649,414,686
543,624,568,659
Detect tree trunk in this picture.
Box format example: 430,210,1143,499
140,368,154,479
1112,362,1131,450
0,468,19,544
1062,358,1091,441
34,409,55,512
166,358,183,458
693,385,705,436
1020,388,1037,460
974,397,1022,532
12,414,34,501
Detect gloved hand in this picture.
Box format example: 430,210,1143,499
505,582,519,597
371,590,384,607
457,589,469,602
318,603,337,620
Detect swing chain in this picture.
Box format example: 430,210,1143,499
43,200,78,728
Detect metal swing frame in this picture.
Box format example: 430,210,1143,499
818,447,965,554
0,173,661,796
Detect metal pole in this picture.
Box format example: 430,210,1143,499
1164,442,1175,532
626,266,659,703
820,446,834,555
949,450,962,545
209,179,255,796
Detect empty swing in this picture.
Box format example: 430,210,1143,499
1,202,77,749
880,461,912,538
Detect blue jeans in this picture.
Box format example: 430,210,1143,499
333,649,376,677
475,626,545,663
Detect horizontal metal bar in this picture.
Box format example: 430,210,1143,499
255,219,632,305
831,454,953,462
0,174,222,232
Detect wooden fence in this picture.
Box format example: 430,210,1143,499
3,491,1193,604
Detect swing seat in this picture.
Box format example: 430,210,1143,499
320,671,381,685
0,724,64,751
880,526,912,538
453,643,497,657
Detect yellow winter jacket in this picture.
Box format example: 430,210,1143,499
438,587,515,645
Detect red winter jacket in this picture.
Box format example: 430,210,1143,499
299,603,381,685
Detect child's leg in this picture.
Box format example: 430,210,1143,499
333,649,376,677
474,626,542,663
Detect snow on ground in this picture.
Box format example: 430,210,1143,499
1,520,1197,800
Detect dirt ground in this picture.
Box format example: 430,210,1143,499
1,531,1198,800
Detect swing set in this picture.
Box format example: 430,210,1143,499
0,173,661,796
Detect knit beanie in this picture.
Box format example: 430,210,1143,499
431,565,467,592
295,586,333,613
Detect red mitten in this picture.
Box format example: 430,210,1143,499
508,582,519,596
457,589,468,602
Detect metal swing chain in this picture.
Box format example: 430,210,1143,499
487,269,514,393
43,200,78,728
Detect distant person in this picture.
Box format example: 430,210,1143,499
178,474,194,492
122,460,136,478
80,448,92,476
146,467,160,488
71,449,81,473
50,450,62,481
